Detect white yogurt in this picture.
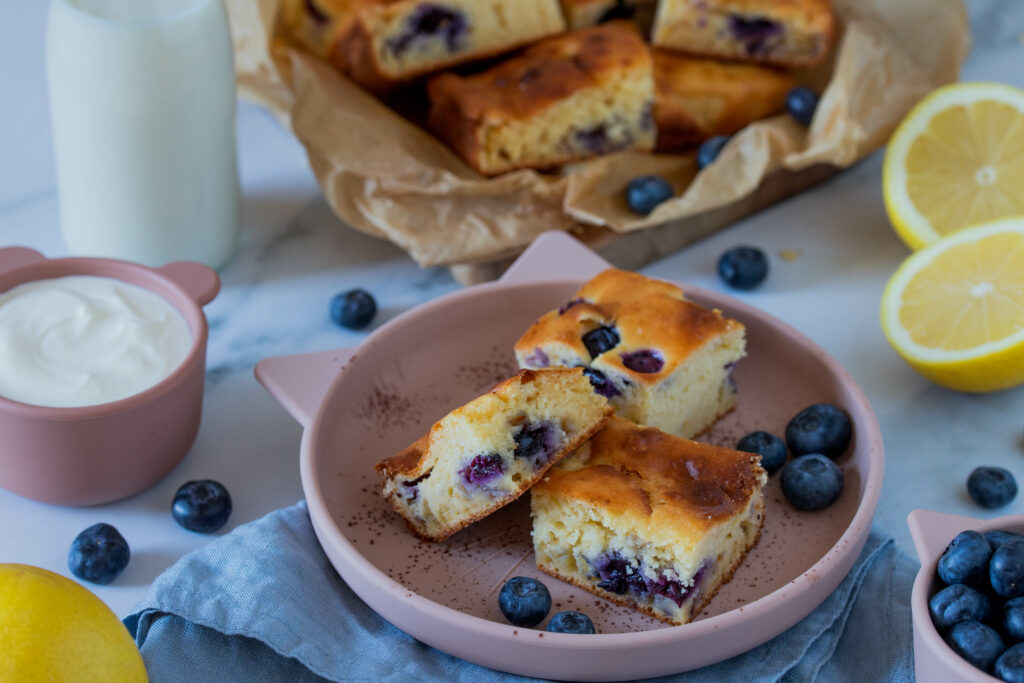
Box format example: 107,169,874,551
0,276,192,407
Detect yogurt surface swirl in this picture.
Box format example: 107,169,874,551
0,275,192,407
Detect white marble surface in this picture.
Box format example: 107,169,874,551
2,1,1024,620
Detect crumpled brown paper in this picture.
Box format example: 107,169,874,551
227,0,969,279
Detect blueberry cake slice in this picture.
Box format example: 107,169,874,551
653,50,794,150
531,416,767,625
515,269,745,439
651,0,834,68
375,368,612,542
280,0,367,69
559,0,658,32
427,22,655,176
339,0,566,90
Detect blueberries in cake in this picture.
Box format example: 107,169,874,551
386,5,468,56
303,0,329,24
968,467,1018,509
574,124,626,155
928,584,992,632
728,15,783,55
621,349,664,374
583,367,621,398
996,644,1024,683
717,245,768,290
68,523,130,585
592,552,646,595
523,347,550,368
948,620,1004,673
988,530,1024,550
780,454,843,511
626,175,674,215
1004,597,1024,642
786,86,820,126
513,422,558,466
991,540,1024,598
937,531,992,587
498,577,551,627
330,288,377,330
547,610,596,634
785,403,852,459
736,431,787,475
582,325,620,359
697,135,730,170
172,480,233,533
460,453,505,486
598,0,636,23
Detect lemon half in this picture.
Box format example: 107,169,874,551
880,218,1024,393
883,82,1024,250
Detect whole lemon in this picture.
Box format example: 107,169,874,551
0,563,147,682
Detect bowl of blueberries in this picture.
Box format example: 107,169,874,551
910,509,1024,683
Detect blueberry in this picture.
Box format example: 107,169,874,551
172,480,232,533
592,552,646,595
728,15,782,54
990,530,1024,549
498,577,551,627
997,643,1024,682
68,523,130,585
938,531,992,587
582,325,620,359
582,367,620,398
697,135,730,170
330,288,377,330
621,349,664,374
929,584,992,631
717,246,769,290
547,611,596,634
992,539,1024,598
1005,597,1024,642
575,125,616,154
780,454,843,511
786,86,820,126
514,422,556,465
460,453,504,486
948,620,1004,673
386,5,467,55
969,467,1018,509
785,403,852,459
736,431,787,475
626,175,674,215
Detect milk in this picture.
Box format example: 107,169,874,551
46,0,240,269
0,276,192,407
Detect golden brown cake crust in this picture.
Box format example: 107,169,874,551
428,22,649,123
653,51,794,150
537,498,764,625
534,416,766,539
514,268,742,386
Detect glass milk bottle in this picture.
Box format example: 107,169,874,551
46,0,240,269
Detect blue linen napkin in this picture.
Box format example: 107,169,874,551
125,502,916,682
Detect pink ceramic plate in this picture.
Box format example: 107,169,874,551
256,232,884,680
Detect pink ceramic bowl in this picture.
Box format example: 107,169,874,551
256,232,884,680
909,509,1024,683
0,246,219,506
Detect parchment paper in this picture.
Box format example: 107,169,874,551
226,0,969,273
